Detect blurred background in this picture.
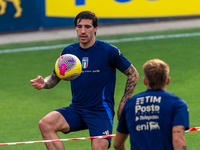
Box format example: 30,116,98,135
0,0,200,34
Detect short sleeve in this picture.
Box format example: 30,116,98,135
108,46,131,73
172,99,189,130
117,105,129,134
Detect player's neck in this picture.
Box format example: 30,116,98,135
147,86,167,91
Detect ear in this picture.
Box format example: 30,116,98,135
166,77,170,85
143,77,148,85
94,26,98,32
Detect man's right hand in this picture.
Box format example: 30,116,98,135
30,76,45,90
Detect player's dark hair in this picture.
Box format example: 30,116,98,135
74,11,98,28
143,59,169,90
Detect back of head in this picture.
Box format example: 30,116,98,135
74,11,98,28
143,59,169,90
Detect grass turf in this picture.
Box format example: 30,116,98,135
0,27,200,149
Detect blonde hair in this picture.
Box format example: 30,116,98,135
143,59,169,90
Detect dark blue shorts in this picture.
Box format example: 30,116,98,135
55,106,114,145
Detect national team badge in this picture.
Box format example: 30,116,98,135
82,57,89,69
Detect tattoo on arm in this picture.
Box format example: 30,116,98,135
121,65,139,103
44,73,61,89
182,146,187,150
173,127,186,150
172,127,185,133
172,130,181,133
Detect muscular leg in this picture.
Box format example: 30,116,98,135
92,139,109,150
38,111,70,150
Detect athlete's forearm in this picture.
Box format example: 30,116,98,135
173,135,187,150
172,126,187,150
121,64,139,103
44,73,61,89
113,132,128,150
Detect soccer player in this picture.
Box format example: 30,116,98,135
113,59,189,150
30,11,139,150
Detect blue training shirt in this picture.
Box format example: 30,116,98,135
54,40,131,112
117,89,189,150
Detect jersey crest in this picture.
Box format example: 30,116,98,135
82,57,89,69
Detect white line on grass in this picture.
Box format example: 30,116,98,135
0,44,69,54
1,32,200,54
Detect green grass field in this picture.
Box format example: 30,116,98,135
0,27,200,150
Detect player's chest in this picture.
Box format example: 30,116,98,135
76,51,110,70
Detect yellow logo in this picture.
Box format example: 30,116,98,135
45,0,200,18
0,0,23,18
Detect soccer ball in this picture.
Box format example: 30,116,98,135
55,54,82,81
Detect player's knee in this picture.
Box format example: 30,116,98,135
38,118,52,133
113,143,120,150
92,139,109,150
92,145,105,150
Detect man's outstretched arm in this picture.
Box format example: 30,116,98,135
30,72,61,90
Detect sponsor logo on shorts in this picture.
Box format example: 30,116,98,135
103,130,109,135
